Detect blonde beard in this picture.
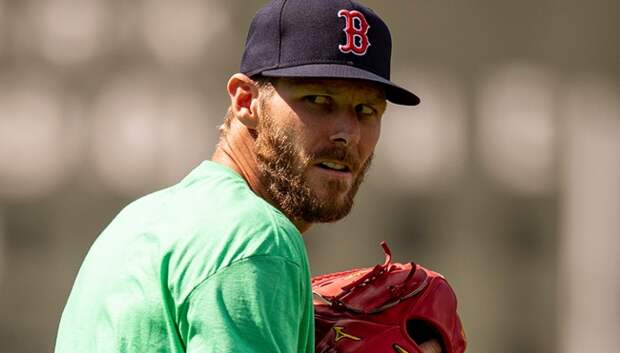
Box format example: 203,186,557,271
254,101,372,223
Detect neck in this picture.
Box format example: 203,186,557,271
211,121,311,234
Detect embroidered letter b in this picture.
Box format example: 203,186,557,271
338,10,370,56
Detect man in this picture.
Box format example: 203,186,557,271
55,0,441,352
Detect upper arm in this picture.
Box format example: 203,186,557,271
182,256,306,353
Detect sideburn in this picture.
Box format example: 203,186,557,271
254,108,317,220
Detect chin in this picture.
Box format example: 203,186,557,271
301,191,355,223
304,204,354,223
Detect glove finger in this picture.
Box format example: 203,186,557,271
316,346,338,353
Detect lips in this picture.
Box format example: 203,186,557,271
317,161,351,173
309,146,359,176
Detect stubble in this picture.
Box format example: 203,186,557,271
254,102,372,223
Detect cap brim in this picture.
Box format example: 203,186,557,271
260,64,420,106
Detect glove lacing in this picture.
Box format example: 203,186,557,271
315,241,429,315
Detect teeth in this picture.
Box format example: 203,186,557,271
321,162,346,170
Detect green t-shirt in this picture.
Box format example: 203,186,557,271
55,161,314,353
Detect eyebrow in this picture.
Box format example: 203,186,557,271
287,78,386,102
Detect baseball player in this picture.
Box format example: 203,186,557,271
54,1,456,352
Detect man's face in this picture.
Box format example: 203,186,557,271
254,77,386,223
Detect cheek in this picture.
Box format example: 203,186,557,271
265,98,307,142
277,111,316,160
360,122,381,158
282,112,326,154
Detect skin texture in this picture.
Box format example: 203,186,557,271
419,339,443,353
211,73,442,353
213,73,385,232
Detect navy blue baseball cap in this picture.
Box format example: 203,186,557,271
240,0,420,106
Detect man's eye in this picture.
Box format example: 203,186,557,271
356,104,376,116
306,95,331,105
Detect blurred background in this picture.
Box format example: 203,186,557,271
0,0,618,352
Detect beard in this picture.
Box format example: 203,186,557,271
254,105,372,224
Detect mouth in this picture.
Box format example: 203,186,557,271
314,160,353,175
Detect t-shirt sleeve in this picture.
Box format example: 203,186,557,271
182,256,306,353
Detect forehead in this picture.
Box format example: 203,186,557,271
275,77,386,100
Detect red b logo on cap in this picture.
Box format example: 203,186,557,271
338,9,371,56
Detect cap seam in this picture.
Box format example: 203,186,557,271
264,59,385,77
247,62,296,77
277,0,289,69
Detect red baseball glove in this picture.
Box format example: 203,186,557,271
312,242,466,353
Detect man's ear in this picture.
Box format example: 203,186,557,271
227,73,260,130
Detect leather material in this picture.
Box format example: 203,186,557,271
312,242,467,353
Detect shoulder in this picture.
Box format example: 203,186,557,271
160,162,308,299
191,185,305,272
180,161,304,261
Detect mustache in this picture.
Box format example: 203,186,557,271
306,146,362,172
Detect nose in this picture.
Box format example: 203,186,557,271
329,109,361,147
